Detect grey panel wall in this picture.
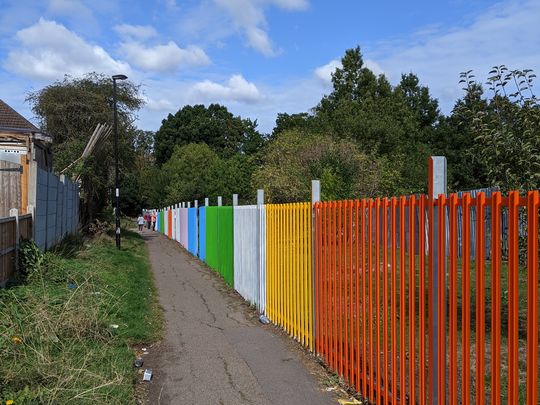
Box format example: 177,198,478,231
34,168,80,251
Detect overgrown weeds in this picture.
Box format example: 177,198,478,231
0,229,161,404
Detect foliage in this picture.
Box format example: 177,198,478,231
27,73,145,223
312,47,434,194
272,112,314,137
18,239,45,275
160,143,257,205
0,231,162,403
455,67,540,192
253,130,398,202
162,143,222,204
154,104,265,164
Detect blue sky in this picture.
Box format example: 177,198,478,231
1,0,539,134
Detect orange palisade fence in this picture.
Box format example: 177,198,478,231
314,190,539,404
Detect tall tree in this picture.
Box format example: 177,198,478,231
253,130,397,202
453,67,540,192
154,104,264,164
27,73,144,222
313,46,431,194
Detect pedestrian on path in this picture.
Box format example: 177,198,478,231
137,214,145,232
151,211,157,230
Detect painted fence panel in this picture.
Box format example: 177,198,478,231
188,207,198,256
314,191,540,405
181,208,189,248
163,209,167,236
206,206,234,286
175,207,180,243
199,207,206,261
259,206,266,314
172,206,177,241
233,206,259,307
266,203,313,350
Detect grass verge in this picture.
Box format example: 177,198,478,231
0,229,162,404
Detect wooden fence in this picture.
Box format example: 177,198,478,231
0,213,32,286
0,160,22,217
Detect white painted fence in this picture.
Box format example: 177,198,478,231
233,205,266,311
179,207,188,248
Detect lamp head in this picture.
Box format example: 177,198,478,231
112,74,128,81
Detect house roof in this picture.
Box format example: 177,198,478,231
0,99,39,132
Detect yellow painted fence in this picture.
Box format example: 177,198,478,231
265,203,313,350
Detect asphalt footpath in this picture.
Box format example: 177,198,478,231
141,229,336,405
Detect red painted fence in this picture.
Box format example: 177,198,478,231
314,190,539,404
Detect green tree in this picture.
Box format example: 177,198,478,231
27,73,144,222
272,112,314,138
154,104,264,164
455,67,540,192
312,46,431,194
253,130,397,202
161,143,222,204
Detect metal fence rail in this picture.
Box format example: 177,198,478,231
314,190,539,404
151,186,539,405
266,203,313,350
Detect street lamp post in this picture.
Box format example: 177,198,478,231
112,74,127,249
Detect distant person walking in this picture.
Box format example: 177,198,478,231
146,211,152,229
137,214,145,232
151,211,157,230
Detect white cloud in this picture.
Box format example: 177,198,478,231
371,0,540,112
114,24,158,40
314,59,340,84
145,97,175,111
214,0,309,56
191,74,261,102
314,58,384,84
119,41,210,72
4,18,130,80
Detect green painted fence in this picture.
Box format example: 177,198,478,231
205,206,234,287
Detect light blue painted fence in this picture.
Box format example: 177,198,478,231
188,207,198,256
198,206,206,261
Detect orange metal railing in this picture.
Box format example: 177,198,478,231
314,190,539,404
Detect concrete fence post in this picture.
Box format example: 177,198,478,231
232,194,238,206
311,180,320,349
205,198,209,207
218,196,222,207
428,156,447,404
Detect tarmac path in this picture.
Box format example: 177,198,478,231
142,229,336,405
